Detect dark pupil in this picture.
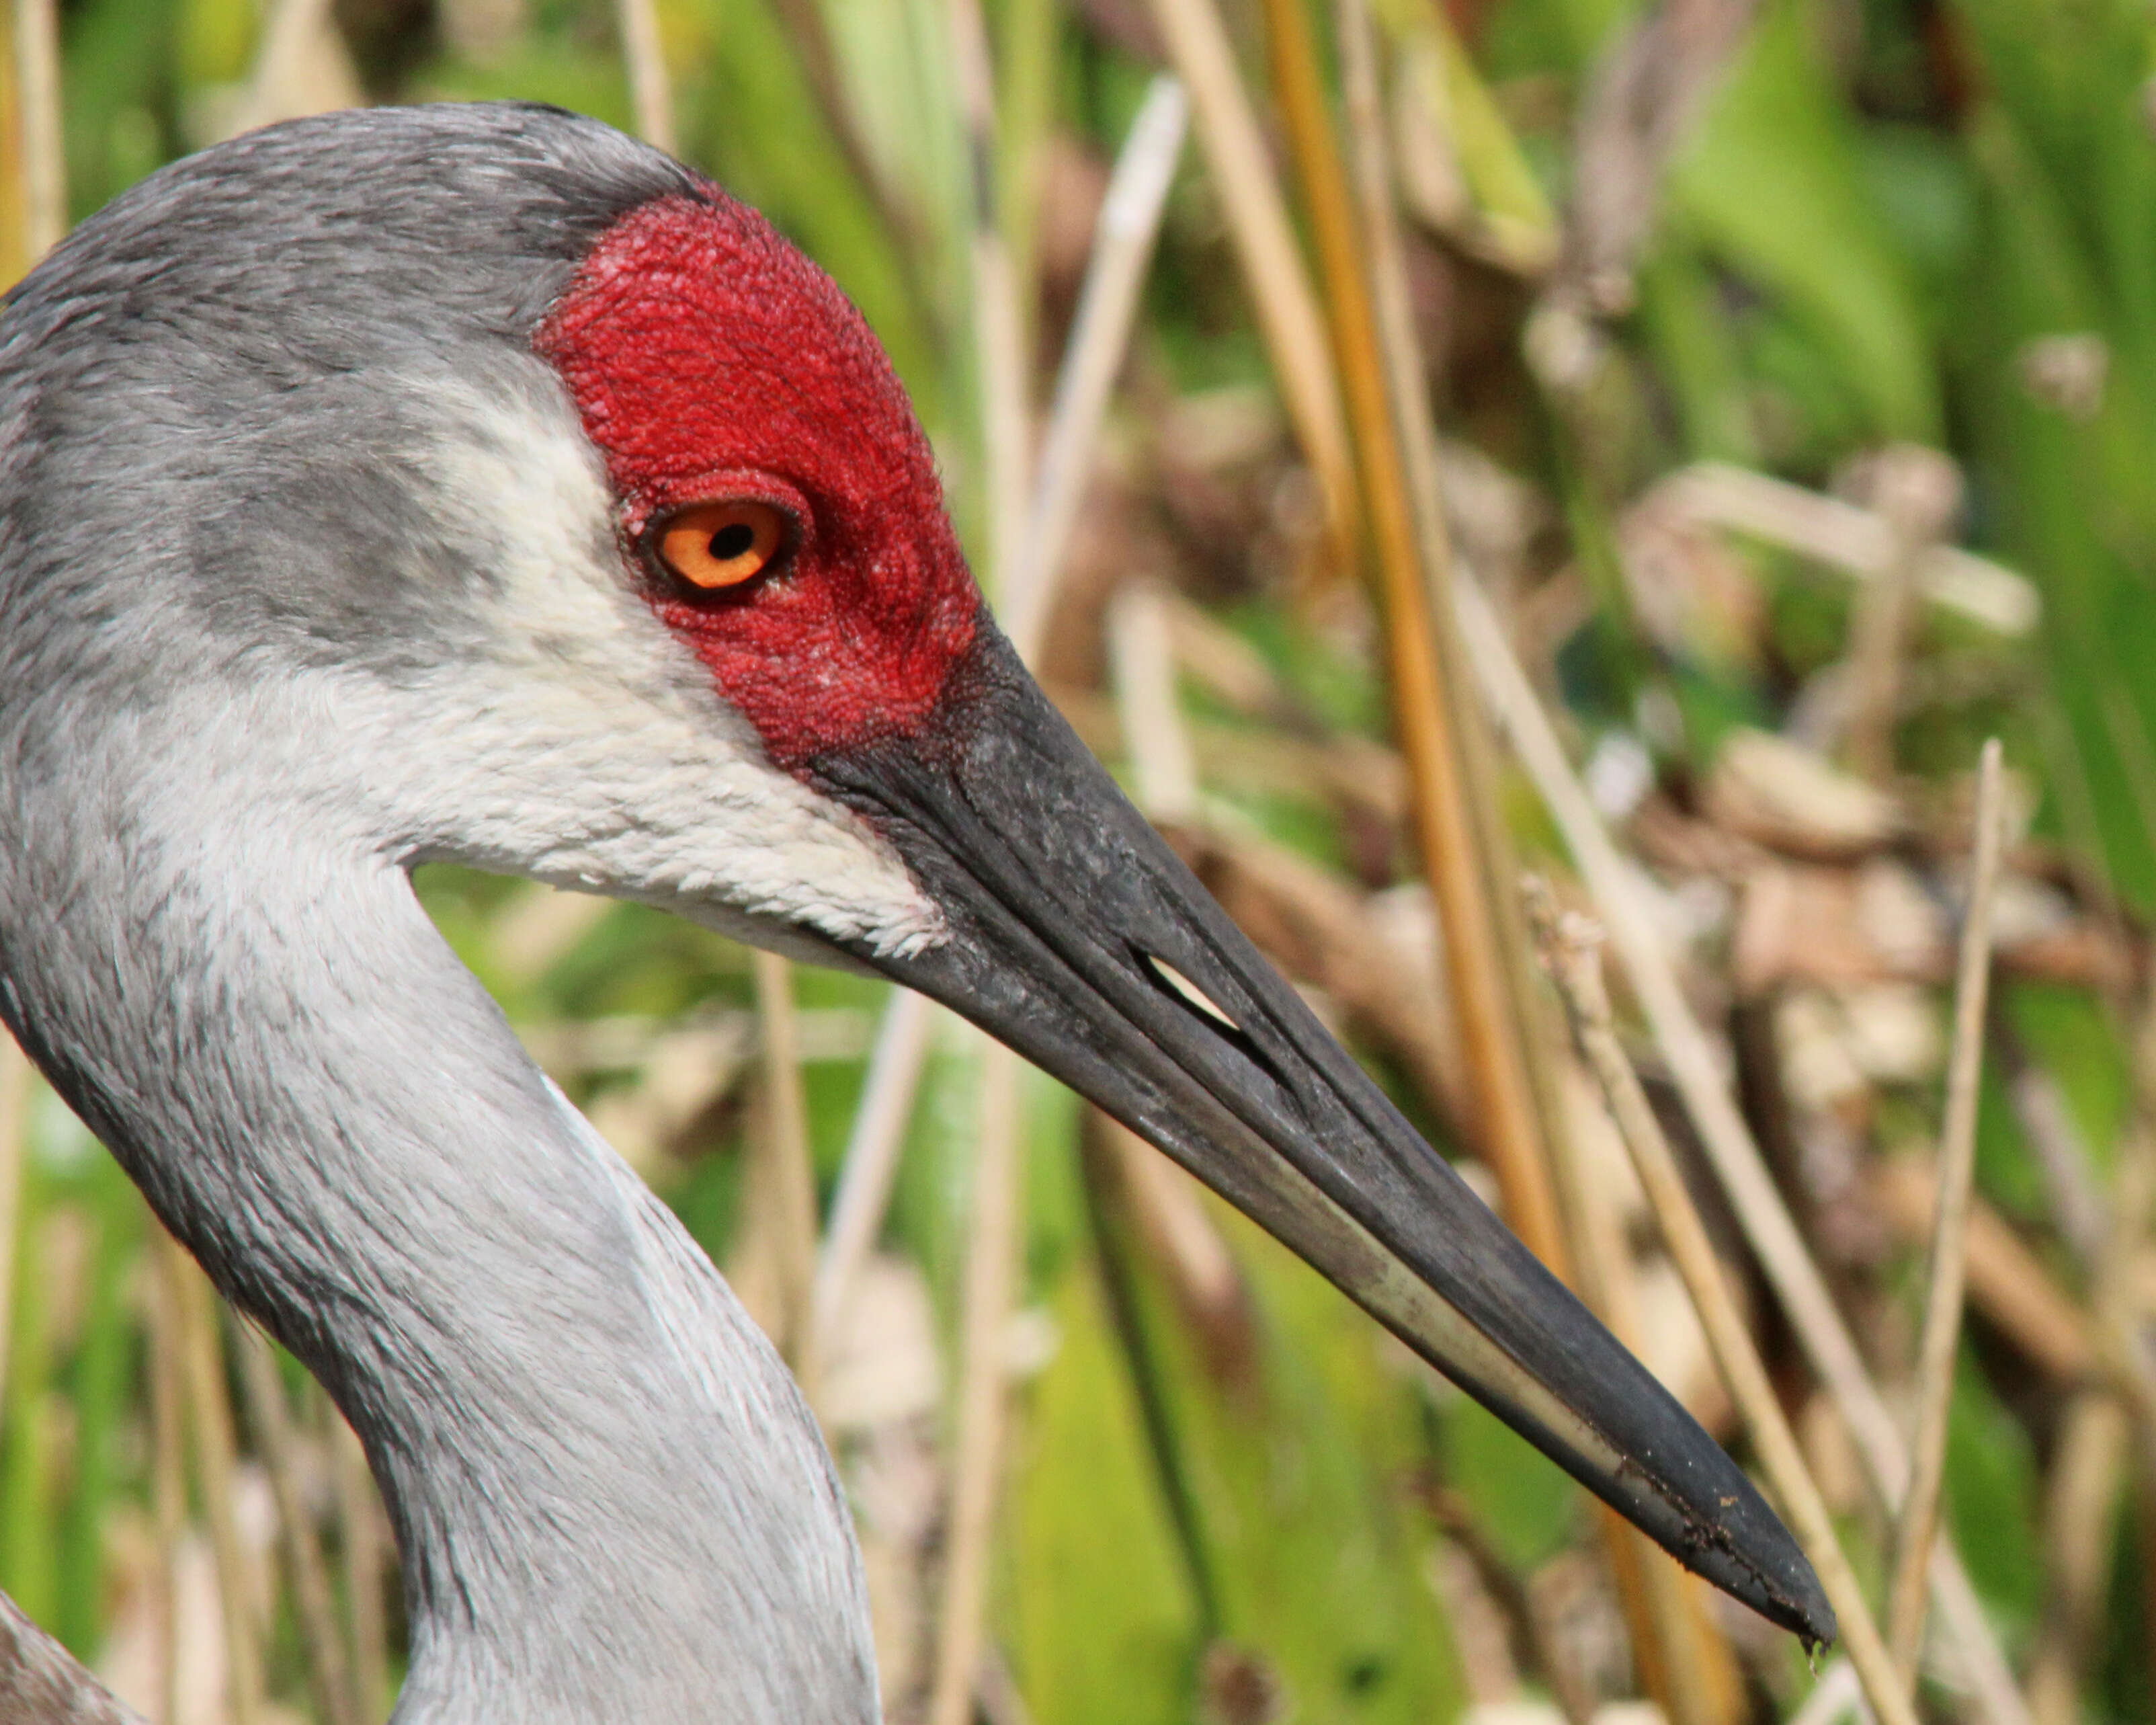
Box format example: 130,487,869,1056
710,522,757,561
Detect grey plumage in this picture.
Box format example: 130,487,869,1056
1,105,876,1723
0,1589,137,1724
2,104,681,679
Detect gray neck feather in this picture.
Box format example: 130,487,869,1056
0,1589,140,1724
0,766,874,1723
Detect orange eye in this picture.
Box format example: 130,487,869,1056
655,501,787,590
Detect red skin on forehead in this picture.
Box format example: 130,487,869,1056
534,192,979,768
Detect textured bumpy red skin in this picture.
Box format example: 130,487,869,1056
535,190,981,770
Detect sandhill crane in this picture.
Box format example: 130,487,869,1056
0,103,1828,1723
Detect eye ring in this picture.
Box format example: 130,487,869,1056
653,500,788,591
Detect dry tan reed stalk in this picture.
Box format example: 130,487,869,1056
615,0,675,155
819,73,1185,1352
750,949,821,1387
1542,1047,1739,1725
1844,550,1919,780
1868,1152,2095,1385
1107,585,1199,819
160,1234,261,1725
145,1242,186,1725
1884,738,2005,1683
975,1642,1036,1725
331,1409,389,1725
236,0,356,135
1335,11,1737,1701
1540,995,1733,1724
1101,576,1263,1383
0,1039,30,1418
1842,450,1963,782
1532,888,1920,1725
813,988,937,1343
10,0,64,263
763,0,931,272
1142,0,1357,570
1334,0,1566,1154
0,0,58,1433
947,0,1031,585
2034,1010,2156,1720
926,5,1036,1719
1786,1656,1863,1725
926,1038,1024,1725
1454,574,2032,1725
1261,0,1563,1265
235,1324,359,1725
2027,1390,2129,1725
1003,75,1187,659
1561,0,1760,315
1651,463,2037,637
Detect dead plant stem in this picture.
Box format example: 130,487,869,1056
2026,1390,2128,1725
1004,75,1186,659
11,0,63,264
1335,0,1571,1204
1260,0,1561,1263
239,0,337,134
1843,533,1919,782
0,1039,30,1419
1108,584,1199,819
162,1233,261,1725
1884,738,2005,1683
145,1238,185,1725
764,0,940,323
236,1323,358,1725
814,988,937,1345
1533,892,1919,1725
1337,0,1571,1178
1143,0,1356,569
927,6,1034,1720
1843,450,1960,783
946,0,1030,587
926,1038,1024,1725
819,67,1179,1355
615,0,675,155
1335,10,1735,1703
333,1410,389,1725
1454,573,2031,1725
751,949,821,1390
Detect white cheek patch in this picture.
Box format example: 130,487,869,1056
373,371,946,960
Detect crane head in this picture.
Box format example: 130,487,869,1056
535,192,982,778
1,104,1831,1648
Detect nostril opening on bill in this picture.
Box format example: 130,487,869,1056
1143,953,1240,1031
1138,950,1289,1092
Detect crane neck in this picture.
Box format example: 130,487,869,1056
1,823,873,1724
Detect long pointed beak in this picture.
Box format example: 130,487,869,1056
813,628,1832,1645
